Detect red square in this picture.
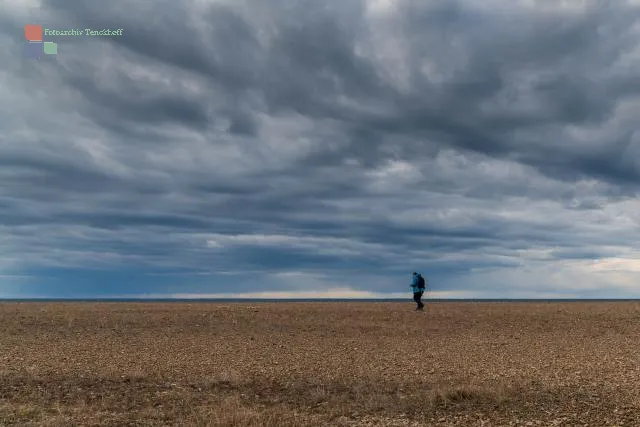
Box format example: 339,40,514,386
25,24,42,41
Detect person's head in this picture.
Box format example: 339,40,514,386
412,272,417,276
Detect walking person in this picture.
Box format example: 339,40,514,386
410,272,426,311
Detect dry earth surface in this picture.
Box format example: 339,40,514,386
1,301,640,426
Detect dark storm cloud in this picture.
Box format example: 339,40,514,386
40,0,640,181
66,74,211,128
2,0,640,297
0,150,122,194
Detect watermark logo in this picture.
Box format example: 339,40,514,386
24,24,56,59
24,24,124,59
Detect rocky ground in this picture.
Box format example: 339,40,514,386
1,301,639,426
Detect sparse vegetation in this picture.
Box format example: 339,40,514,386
1,301,639,425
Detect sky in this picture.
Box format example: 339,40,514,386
2,0,640,299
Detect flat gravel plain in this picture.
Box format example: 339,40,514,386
1,301,639,426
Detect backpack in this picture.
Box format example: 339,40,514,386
417,275,426,289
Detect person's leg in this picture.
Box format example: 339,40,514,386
413,292,421,310
418,291,424,309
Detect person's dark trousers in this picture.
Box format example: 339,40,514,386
413,291,424,310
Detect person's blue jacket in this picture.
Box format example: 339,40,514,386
410,273,423,293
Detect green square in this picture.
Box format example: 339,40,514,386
43,42,57,54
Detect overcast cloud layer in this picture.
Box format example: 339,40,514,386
2,0,640,298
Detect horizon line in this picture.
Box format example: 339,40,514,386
1,297,639,302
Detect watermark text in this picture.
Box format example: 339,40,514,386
43,28,124,36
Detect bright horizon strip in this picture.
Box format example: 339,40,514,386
0,290,591,300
